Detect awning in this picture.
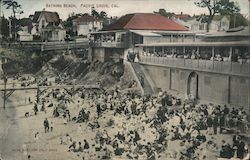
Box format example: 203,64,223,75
130,30,162,37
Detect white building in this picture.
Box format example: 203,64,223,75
72,13,102,37
17,31,33,41
173,15,230,33
31,9,66,41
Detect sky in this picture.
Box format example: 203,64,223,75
1,0,249,20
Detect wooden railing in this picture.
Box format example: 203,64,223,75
91,41,128,48
1,41,89,51
41,41,89,51
140,56,250,77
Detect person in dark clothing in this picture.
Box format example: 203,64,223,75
133,131,141,145
34,104,38,115
40,102,45,112
219,113,225,134
131,101,137,115
140,75,144,88
53,107,59,117
116,131,125,142
233,135,240,147
237,140,246,159
147,149,156,160
196,132,206,143
223,105,229,115
43,118,49,133
161,97,166,107
212,115,218,135
158,130,167,144
83,139,89,150
68,141,76,151
220,141,233,159
206,116,213,135
67,110,71,121
141,103,147,117
96,104,102,118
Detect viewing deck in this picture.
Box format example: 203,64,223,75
140,56,250,77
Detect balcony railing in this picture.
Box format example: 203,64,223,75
139,56,250,77
91,41,128,48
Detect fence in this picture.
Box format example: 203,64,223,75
140,56,250,77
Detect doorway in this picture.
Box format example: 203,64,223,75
187,72,199,99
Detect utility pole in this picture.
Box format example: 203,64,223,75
233,14,236,28
36,87,39,104
8,17,11,39
0,0,2,41
3,74,7,109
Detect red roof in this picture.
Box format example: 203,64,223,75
73,14,99,23
102,13,188,31
33,11,60,23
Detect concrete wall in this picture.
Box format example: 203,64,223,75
229,76,249,107
198,73,229,104
140,63,250,112
92,48,106,62
141,65,170,92
105,48,125,63
92,48,125,62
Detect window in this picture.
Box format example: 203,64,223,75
42,20,45,28
121,34,125,42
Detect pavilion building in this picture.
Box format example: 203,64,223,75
90,13,250,112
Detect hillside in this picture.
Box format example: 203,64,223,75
0,47,139,92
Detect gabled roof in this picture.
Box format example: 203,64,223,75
73,13,99,23
102,13,188,31
33,11,60,23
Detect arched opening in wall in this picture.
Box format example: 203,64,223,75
187,72,199,99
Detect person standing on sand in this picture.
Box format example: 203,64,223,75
43,118,49,133
50,121,54,132
33,103,38,115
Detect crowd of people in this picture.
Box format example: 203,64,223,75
32,86,249,160
141,49,250,64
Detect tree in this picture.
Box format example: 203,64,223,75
91,9,99,18
3,0,23,41
100,11,107,19
229,13,248,28
194,0,240,32
3,0,22,18
1,15,9,38
154,9,175,18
